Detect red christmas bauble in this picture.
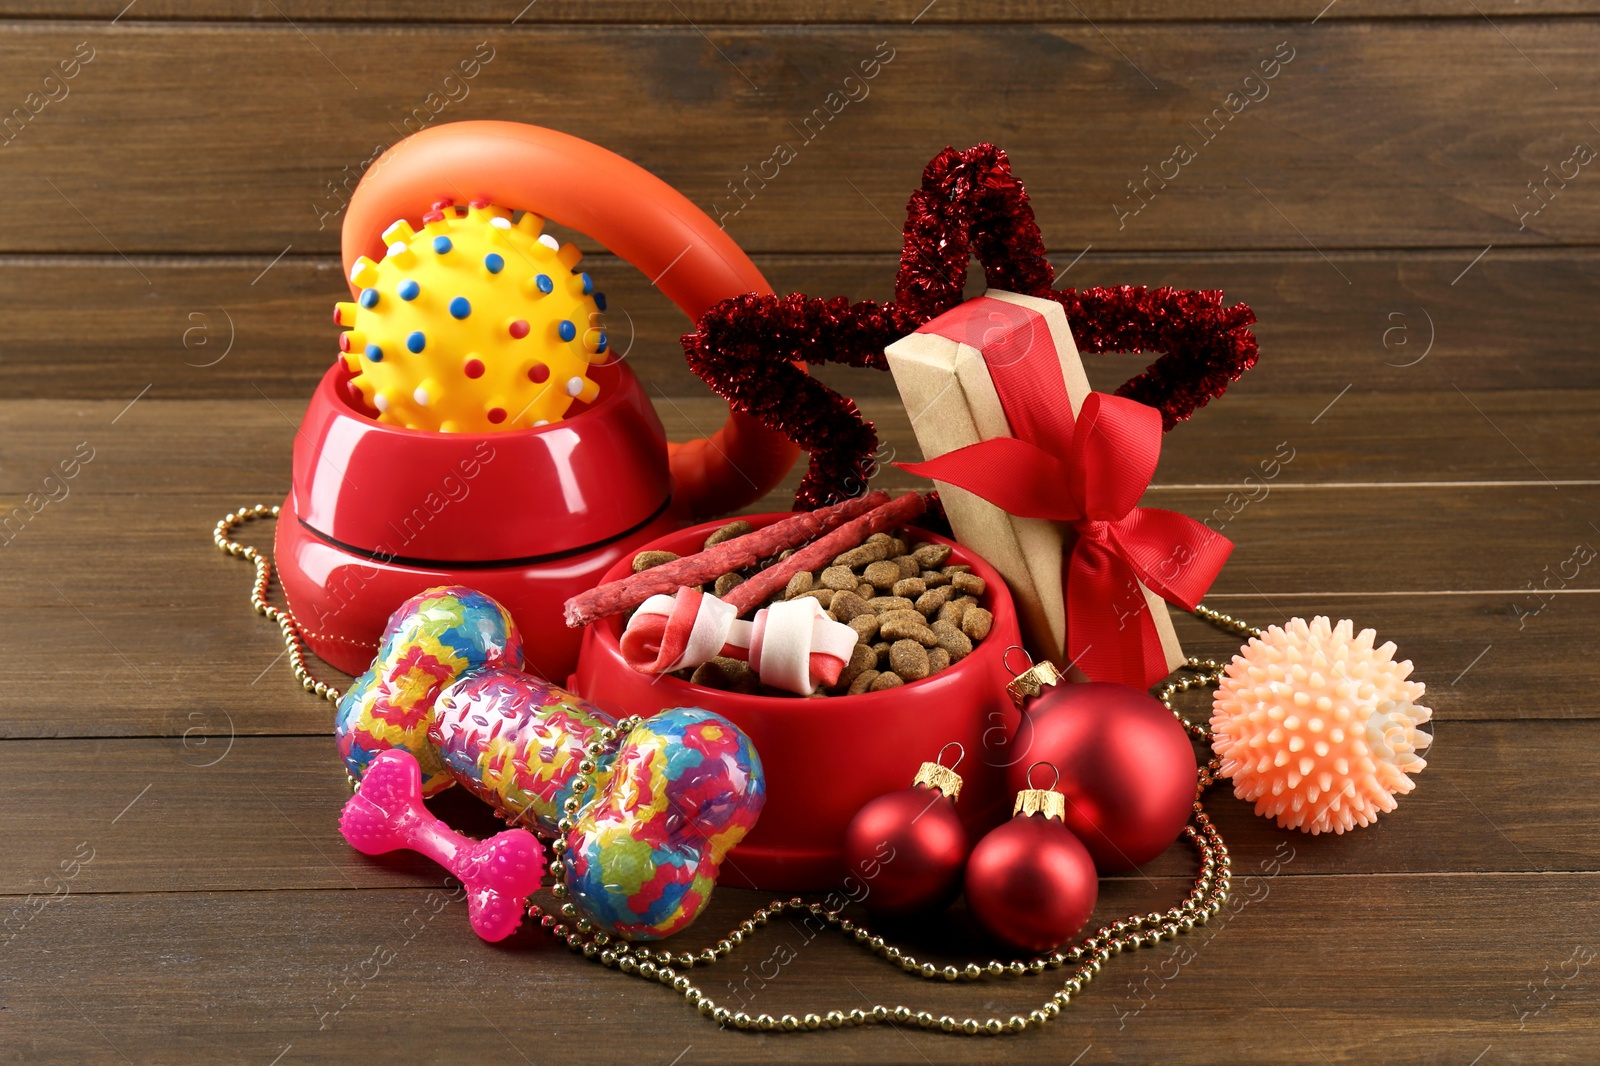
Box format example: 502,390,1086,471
964,810,1098,954
842,784,968,918
1006,682,1196,872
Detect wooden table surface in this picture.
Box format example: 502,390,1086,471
3,3,1598,1064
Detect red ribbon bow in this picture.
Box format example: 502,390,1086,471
895,297,1232,687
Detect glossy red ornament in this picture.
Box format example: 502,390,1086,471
840,745,970,918
964,765,1098,954
1006,679,1197,873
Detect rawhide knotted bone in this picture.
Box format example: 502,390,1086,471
339,749,544,942
564,707,765,940
335,586,524,795
429,667,620,833
621,589,856,695
562,491,887,628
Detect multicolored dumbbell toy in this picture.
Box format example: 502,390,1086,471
334,585,765,941
340,748,544,942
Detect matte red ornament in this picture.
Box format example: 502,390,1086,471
841,744,970,918
964,764,1098,954
1006,680,1197,873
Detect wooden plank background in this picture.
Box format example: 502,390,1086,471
2,3,1597,1064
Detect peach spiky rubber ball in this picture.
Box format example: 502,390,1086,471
1210,616,1431,835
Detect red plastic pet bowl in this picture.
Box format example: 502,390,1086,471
273,121,800,679
275,359,691,679
572,515,1024,891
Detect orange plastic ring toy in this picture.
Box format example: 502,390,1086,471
342,120,799,519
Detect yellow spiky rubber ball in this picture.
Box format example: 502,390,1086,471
334,199,608,433
1210,616,1431,835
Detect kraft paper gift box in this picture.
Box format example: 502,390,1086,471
885,288,1188,686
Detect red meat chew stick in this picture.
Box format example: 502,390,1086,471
563,491,889,628
724,492,927,616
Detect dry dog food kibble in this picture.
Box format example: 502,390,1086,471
962,606,994,641
952,572,987,596
931,619,973,660
889,639,930,681
821,566,859,591
638,527,996,696
847,614,881,643
703,520,754,549
848,669,880,695
631,550,678,573
863,560,901,589
892,577,926,599
689,656,758,694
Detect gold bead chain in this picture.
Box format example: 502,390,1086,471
213,505,344,705
528,607,1259,1038
215,507,1261,1037
528,803,1230,1037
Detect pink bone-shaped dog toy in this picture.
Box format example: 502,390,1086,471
339,748,545,942
621,586,857,694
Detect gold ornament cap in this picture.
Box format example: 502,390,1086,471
1004,647,1061,707
911,742,965,801
1013,761,1066,821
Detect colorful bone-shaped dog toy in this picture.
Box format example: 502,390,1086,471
340,748,544,942
563,706,763,939
334,585,765,940
335,587,524,795
620,587,858,695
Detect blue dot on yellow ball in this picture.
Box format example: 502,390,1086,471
359,288,379,309
399,280,420,301
484,254,504,274
578,272,594,295
365,343,383,362
433,236,452,254
558,320,576,342
449,296,471,320
535,274,553,294
596,333,608,353
407,331,426,353
594,292,607,311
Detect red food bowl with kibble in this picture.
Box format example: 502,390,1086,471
571,513,1024,892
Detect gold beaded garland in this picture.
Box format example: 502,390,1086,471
214,506,343,705
217,508,1252,1038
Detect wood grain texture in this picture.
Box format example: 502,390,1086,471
2,7,1596,1063
3,389,1594,497
3,248,1596,399
5,478,1584,603
1,875,1594,1064
4,2,1598,22
0,23,1595,256
1,719,1589,898
2,587,1585,738
0,396,1592,738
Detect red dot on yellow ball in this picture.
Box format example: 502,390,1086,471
528,363,550,383
487,408,507,424
509,320,530,339
463,358,485,379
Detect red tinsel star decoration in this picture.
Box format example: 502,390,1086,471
681,144,1260,511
